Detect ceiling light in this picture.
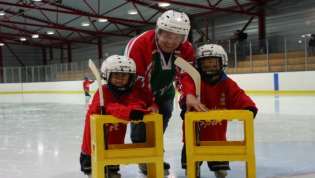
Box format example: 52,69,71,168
0,10,5,16
128,9,138,15
301,33,312,38
98,18,108,23
158,2,170,7
0,43,4,46
32,34,39,39
32,0,42,2
20,37,27,41
81,22,90,27
298,40,302,44
46,30,55,35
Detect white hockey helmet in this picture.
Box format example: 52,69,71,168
100,55,136,81
196,43,228,69
156,10,191,41
196,44,228,84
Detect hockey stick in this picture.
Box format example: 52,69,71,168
88,59,105,114
174,56,201,178
88,59,109,177
174,56,201,100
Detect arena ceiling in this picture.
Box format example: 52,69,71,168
0,0,275,47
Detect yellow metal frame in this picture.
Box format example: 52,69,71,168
90,113,164,178
185,110,256,178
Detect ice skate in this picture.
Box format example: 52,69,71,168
138,162,170,176
214,170,228,178
107,171,121,178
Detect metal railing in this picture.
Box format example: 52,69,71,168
1,35,314,83
215,36,314,74
0,59,99,83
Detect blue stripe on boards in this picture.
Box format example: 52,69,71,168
274,73,279,91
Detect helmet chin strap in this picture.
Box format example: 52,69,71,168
205,70,220,76
107,74,136,96
202,71,223,84
108,82,130,96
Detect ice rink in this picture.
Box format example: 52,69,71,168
0,94,315,178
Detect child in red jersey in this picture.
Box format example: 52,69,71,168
179,44,258,178
83,76,94,104
80,55,157,178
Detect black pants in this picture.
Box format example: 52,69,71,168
130,98,174,143
84,91,90,97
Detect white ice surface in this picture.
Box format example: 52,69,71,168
0,95,315,178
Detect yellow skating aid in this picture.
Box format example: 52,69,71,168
185,110,256,178
90,113,164,178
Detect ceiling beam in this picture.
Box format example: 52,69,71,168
41,0,153,25
147,0,260,16
2,11,132,37
101,1,130,16
0,1,150,27
127,0,166,12
0,22,97,45
190,2,257,18
0,41,25,66
0,34,53,48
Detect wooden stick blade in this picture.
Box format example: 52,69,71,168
88,59,104,108
88,59,101,82
175,57,201,100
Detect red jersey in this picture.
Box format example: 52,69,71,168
124,29,196,102
83,80,94,92
181,74,257,141
81,84,153,155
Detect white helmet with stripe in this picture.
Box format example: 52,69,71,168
196,44,229,84
100,55,137,94
101,55,136,80
196,43,228,69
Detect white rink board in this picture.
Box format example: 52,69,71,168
0,71,315,105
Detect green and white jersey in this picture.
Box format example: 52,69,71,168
150,51,176,103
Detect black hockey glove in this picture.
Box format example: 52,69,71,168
129,109,145,121
246,107,258,118
180,104,187,120
80,152,91,175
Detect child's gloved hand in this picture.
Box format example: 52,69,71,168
79,152,91,175
246,107,258,118
129,109,146,121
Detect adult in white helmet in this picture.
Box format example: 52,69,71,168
80,55,156,178
179,44,258,178
124,9,205,175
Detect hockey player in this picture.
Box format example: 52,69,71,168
124,9,205,175
79,55,157,178
83,76,94,104
179,44,258,178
